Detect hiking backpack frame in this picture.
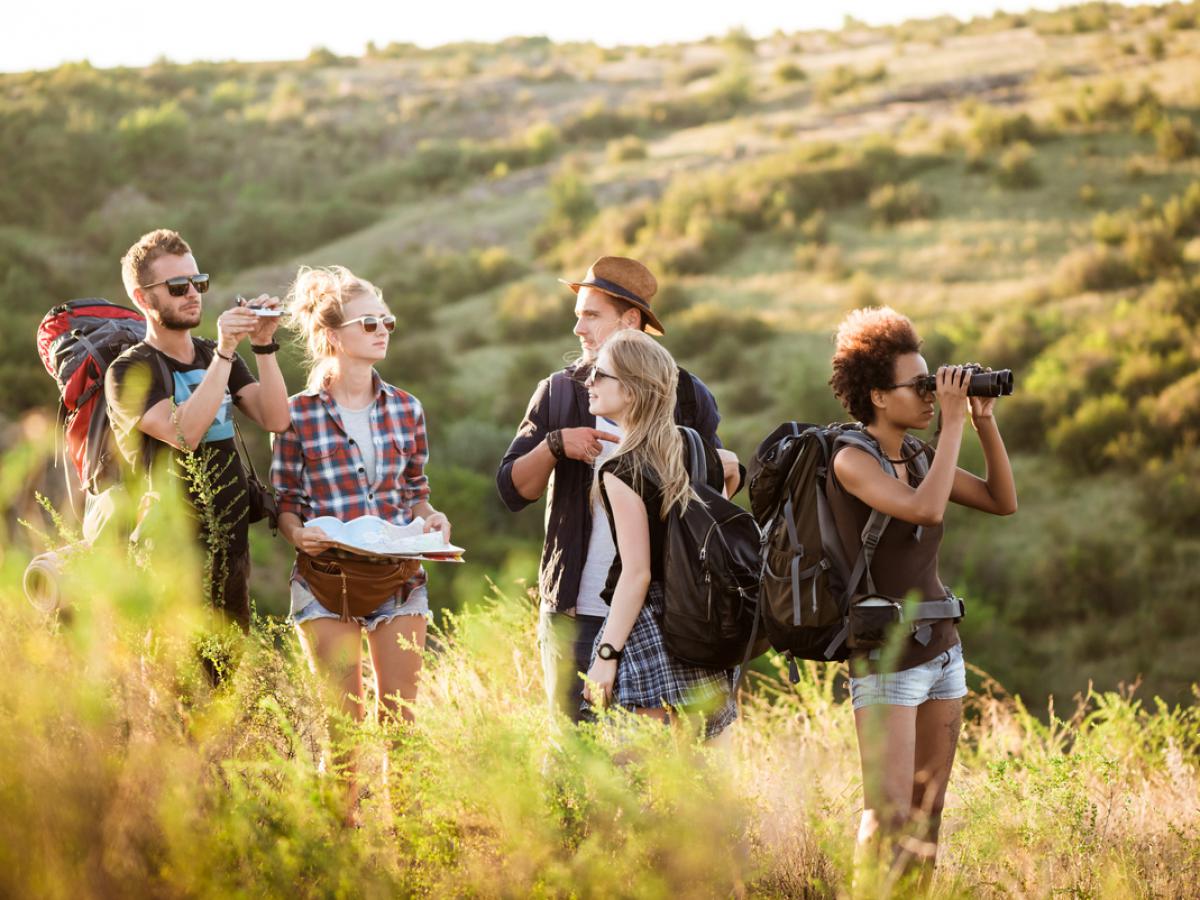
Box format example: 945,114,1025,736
748,422,964,674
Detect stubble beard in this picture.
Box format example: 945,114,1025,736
155,301,201,331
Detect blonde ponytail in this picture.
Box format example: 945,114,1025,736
285,265,383,391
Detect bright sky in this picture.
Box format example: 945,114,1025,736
5,0,1107,73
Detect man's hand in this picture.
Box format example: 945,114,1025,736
561,427,620,462
242,293,283,346
216,305,260,355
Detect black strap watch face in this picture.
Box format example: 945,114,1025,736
598,642,622,661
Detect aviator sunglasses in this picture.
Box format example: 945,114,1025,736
138,273,210,297
340,314,397,334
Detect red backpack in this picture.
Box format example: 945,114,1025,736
36,299,148,495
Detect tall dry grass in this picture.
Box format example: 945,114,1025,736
1,452,1197,897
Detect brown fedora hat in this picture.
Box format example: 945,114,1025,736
559,256,665,336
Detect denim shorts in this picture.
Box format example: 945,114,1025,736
290,582,431,632
849,642,967,710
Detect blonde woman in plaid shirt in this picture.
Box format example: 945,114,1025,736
272,267,452,748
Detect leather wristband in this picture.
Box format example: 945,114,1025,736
215,348,235,363
547,429,567,461
251,341,280,355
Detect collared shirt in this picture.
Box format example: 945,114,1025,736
496,362,723,614
271,373,431,594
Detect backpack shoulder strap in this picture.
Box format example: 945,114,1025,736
675,366,699,429
680,426,706,486
832,427,896,476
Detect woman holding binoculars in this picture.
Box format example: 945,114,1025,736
827,306,1017,886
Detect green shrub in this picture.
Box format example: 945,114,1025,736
561,101,641,142
495,280,576,341
814,63,887,103
1139,449,1200,531
1155,116,1198,161
867,181,939,225
533,163,598,255
117,100,190,169
1161,182,1200,237
606,136,647,163
773,61,807,84
1122,220,1182,279
968,106,1038,151
665,303,771,359
1048,393,1135,471
1167,6,1197,30
1051,245,1138,295
721,27,758,56
1091,210,1135,245
522,121,561,163
995,141,1040,189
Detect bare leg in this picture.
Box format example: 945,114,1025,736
298,618,365,824
908,698,963,884
367,614,428,726
853,704,918,889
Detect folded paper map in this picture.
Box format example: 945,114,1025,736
306,515,465,562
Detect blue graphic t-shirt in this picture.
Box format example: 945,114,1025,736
105,338,256,553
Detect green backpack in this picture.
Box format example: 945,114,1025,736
747,422,963,674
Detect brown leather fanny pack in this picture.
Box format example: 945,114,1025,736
296,553,421,622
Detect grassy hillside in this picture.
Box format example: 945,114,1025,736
4,2,1200,706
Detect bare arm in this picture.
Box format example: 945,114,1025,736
832,367,971,527
949,400,1018,515
138,354,238,451
232,294,290,433
582,473,650,706
509,438,559,502
716,448,740,498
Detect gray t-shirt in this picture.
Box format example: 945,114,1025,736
336,400,377,484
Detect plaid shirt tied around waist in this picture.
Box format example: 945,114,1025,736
271,374,432,597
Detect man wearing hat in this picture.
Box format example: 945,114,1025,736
496,256,734,721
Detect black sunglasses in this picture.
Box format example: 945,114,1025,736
585,366,619,386
889,375,937,398
139,273,210,297
340,314,397,334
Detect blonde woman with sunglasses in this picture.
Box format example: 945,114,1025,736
271,266,451,820
579,330,740,739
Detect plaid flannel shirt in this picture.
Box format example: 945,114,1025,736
271,374,431,596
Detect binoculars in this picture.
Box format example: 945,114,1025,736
914,365,1015,398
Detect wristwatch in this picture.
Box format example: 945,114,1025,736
597,642,623,661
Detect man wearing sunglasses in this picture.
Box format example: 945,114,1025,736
496,256,738,722
104,229,291,628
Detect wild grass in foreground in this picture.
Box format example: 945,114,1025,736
0,501,1196,898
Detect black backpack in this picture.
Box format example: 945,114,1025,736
658,427,766,670
747,422,963,670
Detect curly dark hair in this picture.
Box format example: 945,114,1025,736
829,307,922,424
